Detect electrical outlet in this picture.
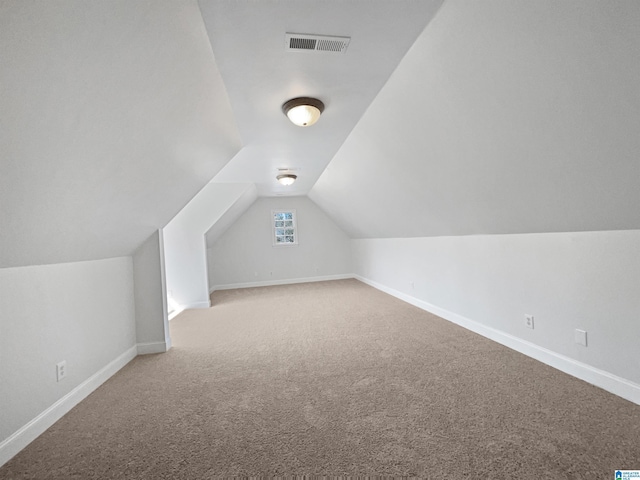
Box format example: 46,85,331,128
525,315,534,329
56,361,67,382
575,329,587,347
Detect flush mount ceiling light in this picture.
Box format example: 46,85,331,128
277,174,297,186
282,97,324,127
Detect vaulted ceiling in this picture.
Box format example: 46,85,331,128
0,0,241,267
310,0,640,238
2,0,639,268
199,0,442,196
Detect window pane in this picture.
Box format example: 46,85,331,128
272,211,296,245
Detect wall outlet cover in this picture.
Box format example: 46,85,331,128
56,361,67,382
525,314,534,329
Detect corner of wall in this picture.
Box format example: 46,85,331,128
133,230,171,355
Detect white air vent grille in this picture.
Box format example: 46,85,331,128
285,33,350,54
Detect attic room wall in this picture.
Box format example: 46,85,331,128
0,258,137,465
133,230,170,354
163,183,257,309
207,196,351,289
352,232,640,403
310,0,640,403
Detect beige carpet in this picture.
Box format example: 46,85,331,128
1,279,638,478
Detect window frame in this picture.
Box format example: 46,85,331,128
271,209,298,246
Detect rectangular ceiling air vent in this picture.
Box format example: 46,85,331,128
285,33,350,54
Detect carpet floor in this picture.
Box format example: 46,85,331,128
1,279,638,478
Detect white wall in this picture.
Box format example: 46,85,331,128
208,196,351,288
352,230,640,402
133,230,170,354
163,183,256,309
0,257,137,464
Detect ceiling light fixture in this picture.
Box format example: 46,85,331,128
277,174,297,186
282,97,324,127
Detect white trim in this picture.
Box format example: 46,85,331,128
136,341,170,355
0,345,137,468
180,300,210,309
354,274,640,406
158,229,171,347
211,273,354,292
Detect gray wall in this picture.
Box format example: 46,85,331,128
133,230,170,354
208,196,351,288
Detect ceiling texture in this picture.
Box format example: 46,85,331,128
2,0,640,268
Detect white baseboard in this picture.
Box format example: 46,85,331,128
137,341,169,355
211,273,354,292
354,274,640,406
181,300,210,309
0,345,138,468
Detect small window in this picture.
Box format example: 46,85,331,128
272,210,298,246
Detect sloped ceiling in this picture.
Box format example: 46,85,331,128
198,0,443,196
0,0,241,268
205,185,258,247
309,0,640,238
5,0,638,268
